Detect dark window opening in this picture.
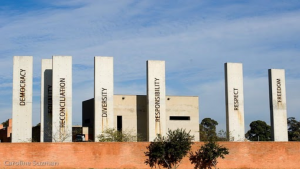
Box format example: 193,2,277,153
169,116,190,120
84,119,90,124
117,116,122,131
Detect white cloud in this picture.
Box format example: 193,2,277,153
0,0,300,131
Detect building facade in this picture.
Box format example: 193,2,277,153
82,95,200,141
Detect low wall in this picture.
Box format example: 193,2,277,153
0,142,299,169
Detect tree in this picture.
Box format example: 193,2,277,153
50,125,73,142
97,128,138,142
145,129,194,169
189,140,229,169
245,120,271,141
216,130,231,141
287,117,300,141
1,119,9,128
200,118,218,141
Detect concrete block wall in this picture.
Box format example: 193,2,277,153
83,95,199,142
166,96,199,141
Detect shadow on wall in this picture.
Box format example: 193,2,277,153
137,95,147,141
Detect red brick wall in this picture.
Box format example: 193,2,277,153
0,142,299,169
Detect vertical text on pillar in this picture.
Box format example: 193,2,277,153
102,88,107,117
48,85,52,113
154,78,160,122
59,78,66,128
19,69,26,106
234,88,239,110
277,79,282,103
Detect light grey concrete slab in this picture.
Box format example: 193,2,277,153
147,60,166,141
12,56,33,142
94,56,114,142
268,69,288,141
40,59,52,142
225,63,245,141
52,56,72,142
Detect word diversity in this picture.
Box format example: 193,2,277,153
102,88,108,118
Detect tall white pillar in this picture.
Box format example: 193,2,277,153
147,60,166,141
225,63,245,141
94,56,114,142
268,69,288,141
41,59,52,142
12,56,33,142
52,56,72,142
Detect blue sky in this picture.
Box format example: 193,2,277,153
0,0,300,132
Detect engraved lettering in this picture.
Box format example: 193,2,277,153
102,88,107,117
277,79,282,102
19,69,26,106
48,85,52,113
155,78,160,122
234,88,239,110
59,78,66,127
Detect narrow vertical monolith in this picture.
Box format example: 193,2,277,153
147,60,166,141
52,56,72,142
268,69,288,141
41,59,52,142
12,56,33,142
225,63,245,141
94,56,114,142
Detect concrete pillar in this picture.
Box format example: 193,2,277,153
147,60,166,141
52,56,72,142
40,59,52,142
268,69,288,141
224,63,245,141
94,56,114,142
12,56,33,142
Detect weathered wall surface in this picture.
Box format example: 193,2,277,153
83,95,198,142
0,142,299,169
166,96,199,141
